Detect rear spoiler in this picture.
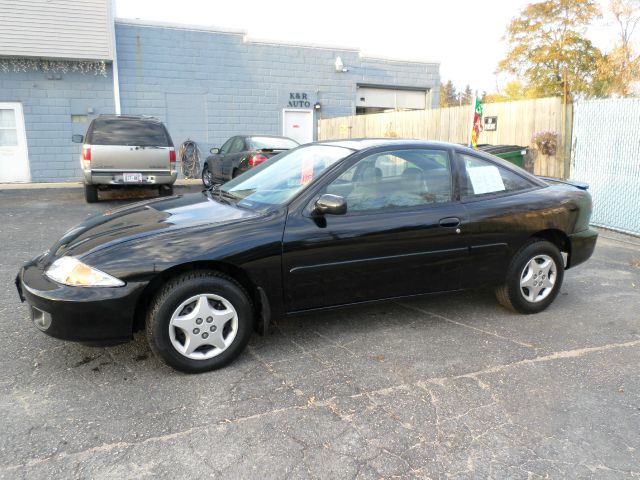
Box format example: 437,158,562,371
258,148,289,153
538,176,589,190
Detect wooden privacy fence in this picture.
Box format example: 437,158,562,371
318,97,571,178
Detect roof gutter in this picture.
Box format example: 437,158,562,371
109,0,121,115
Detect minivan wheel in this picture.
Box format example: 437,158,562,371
159,185,173,197
84,184,98,203
496,239,564,314
202,166,213,188
146,271,253,373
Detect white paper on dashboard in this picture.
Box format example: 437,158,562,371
467,165,505,194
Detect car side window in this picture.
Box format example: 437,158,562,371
326,149,452,213
459,154,535,198
220,137,235,155
229,137,245,153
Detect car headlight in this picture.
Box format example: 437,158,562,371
45,256,125,287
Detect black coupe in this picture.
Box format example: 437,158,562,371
17,140,597,373
201,135,298,187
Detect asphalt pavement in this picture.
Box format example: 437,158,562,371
0,186,639,479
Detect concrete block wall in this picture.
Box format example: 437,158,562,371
115,21,439,153
0,20,439,183
0,67,114,182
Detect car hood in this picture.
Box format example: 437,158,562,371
48,192,260,260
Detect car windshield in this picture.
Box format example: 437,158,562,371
249,137,299,150
219,144,352,208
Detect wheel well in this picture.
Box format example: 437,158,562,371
132,261,261,333
531,229,571,257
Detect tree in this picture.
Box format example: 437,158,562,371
439,80,459,107
596,0,640,96
460,85,474,105
498,0,603,98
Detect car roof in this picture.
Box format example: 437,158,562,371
246,135,295,139
96,114,163,123
316,138,458,151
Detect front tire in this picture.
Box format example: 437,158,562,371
84,184,98,203
146,271,253,373
496,239,564,314
202,165,213,188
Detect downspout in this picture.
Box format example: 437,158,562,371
109,0,121,114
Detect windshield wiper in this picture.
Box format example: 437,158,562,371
204,184,239,204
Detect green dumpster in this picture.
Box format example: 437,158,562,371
477,144,528,168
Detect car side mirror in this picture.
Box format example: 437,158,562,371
210,147,220,154
72,134,84,144
314,194,347,216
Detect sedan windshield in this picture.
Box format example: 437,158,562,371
220,145,352,208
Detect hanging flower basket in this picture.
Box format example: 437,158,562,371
531,131,559,156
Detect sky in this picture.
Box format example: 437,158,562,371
116,0,619,95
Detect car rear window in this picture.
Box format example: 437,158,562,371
88,119,171,147
249,137,298,150
459,154,536,197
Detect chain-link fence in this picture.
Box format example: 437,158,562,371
571,98,640,236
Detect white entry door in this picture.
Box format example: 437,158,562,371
0,103,30,183
283,109,314,145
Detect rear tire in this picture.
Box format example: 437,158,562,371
496,239,564,314
231,168,240,179
146,271,253,373
159,185,173,197
84,184,98,203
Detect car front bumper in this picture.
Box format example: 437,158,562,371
16,257,146,343
568,228,598,269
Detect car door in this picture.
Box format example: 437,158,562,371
221,137,246,179
455,151,543,288
281,146,469,312
210,137,234,181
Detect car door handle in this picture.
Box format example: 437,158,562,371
439,217,460,228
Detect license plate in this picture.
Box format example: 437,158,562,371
123,173,143,183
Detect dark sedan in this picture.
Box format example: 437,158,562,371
17,140,597,373
201,135,298,187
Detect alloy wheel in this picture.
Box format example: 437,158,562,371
168,294,238,360
202,169,213,188
519,254,557,303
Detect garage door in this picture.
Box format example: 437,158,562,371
356,87,428,110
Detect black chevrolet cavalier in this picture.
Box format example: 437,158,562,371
17,140,598,373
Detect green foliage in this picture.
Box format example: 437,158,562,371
484,80,539,103
439,82,476,107
498,0,603,97
439,80,459,107
460,85,473,105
